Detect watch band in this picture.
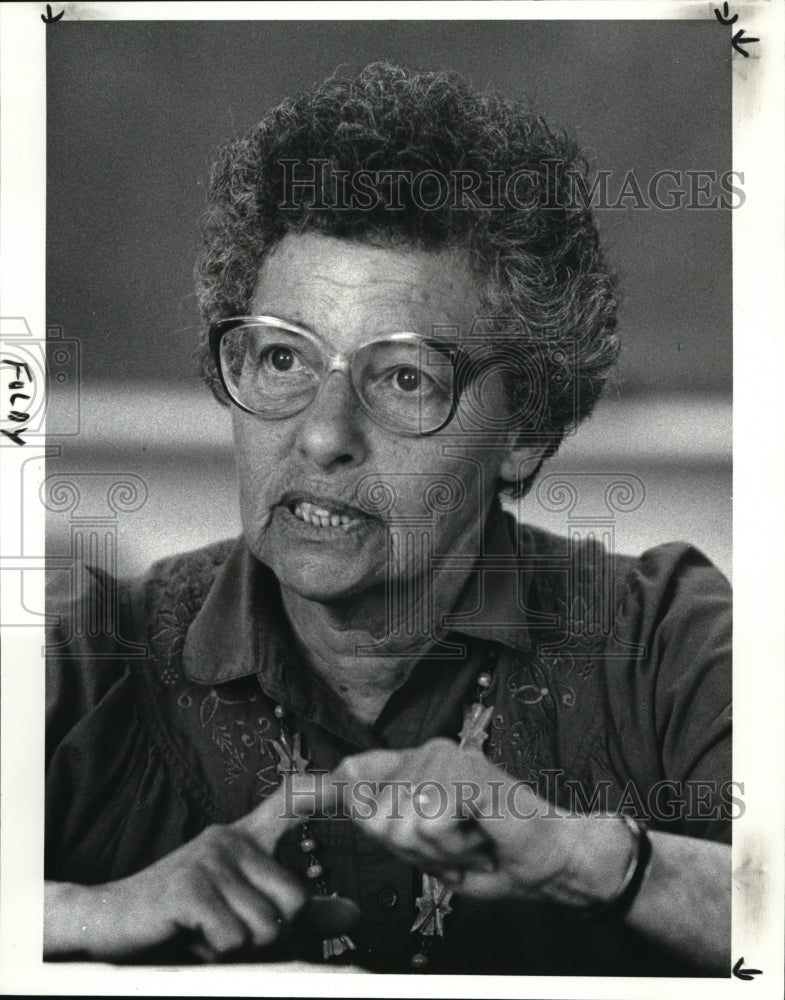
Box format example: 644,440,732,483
581,814,653,920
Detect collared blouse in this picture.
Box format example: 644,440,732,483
46,512,732,975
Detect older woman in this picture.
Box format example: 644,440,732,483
44,64,731,975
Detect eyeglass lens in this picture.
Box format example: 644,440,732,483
219,323,456,434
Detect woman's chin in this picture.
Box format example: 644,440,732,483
279,571,368,605
264,548,387,606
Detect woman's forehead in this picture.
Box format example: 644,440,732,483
249,232,483,345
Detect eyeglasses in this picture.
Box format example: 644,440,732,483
209,316,475,436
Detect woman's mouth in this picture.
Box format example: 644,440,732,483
290,500,361,530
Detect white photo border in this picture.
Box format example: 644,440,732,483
1,1,783,997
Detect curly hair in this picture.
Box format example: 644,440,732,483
195,63,619,496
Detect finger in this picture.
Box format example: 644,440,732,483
418,814,492,857
238,772,344,847
183,880,252,957
187,938,222,964
232,842,309,925
211,871,287,950
380,786,494,868
350,783,442,868
452,867,512,901
437,868,467,889
355,815,452,871
240,746,430,846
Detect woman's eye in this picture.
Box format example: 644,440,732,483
263,346,297,372
394,366,422,392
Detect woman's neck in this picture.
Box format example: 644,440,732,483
276,502,508,724
279,565,468,726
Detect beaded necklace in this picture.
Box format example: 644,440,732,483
268,642,500,973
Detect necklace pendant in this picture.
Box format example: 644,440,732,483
269,730,310,776
411,873,454,937
457,700,494,755
323,933,356,959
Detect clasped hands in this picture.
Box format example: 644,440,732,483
311,737,591,902
49,738,623,963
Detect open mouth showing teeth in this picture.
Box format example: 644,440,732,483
290,500,362,529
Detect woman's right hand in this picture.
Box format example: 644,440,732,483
44,779,358,963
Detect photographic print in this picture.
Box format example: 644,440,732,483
1,2,782,997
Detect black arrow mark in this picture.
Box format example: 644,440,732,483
732,28,760,56
733,957,763,981
41,4,64,22
715,3,739,25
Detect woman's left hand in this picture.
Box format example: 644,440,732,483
319,737,632,908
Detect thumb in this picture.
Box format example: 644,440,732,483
235,771,343,847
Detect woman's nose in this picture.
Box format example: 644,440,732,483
293,371,368,470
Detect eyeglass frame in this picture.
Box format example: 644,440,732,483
208,314,484,437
